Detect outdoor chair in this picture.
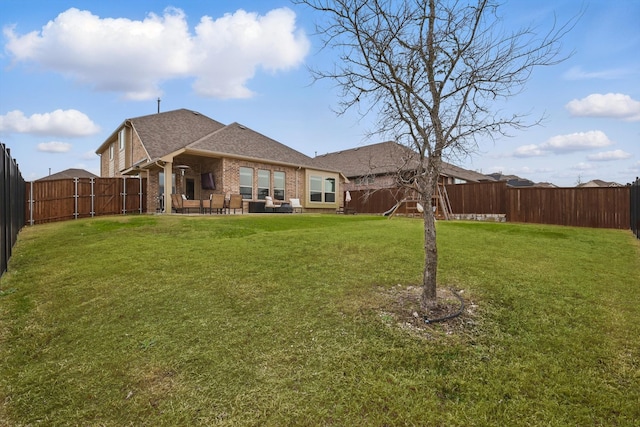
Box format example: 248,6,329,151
264,196,281,212
171,194,184,213
208,193,226,214
172,194,201,213
289,198,302,213
227,194,244,214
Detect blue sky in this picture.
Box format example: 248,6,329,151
1,0,638,186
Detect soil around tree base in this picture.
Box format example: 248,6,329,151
378,285,477,338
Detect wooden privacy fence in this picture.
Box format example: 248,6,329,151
446,182,507,214
2,142,26,278
506,186,629,229
630,177,639,238
349,181,631,230
446,182,629,229
347,187,414,214
26,177,147,225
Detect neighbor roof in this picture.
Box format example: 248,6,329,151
313,141,492,182
312,141,420,177
577,179,623,188
36,168,98,181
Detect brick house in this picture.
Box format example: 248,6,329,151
312,141,492,191
95,109,345,213
311,141,493,215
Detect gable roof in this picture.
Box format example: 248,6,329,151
312,141,492,182
36,168,98,181
188,122,317,167
97,108,342,174
313,141,419,177
577,179,623,188
129,109,225,160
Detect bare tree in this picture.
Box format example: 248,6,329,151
295,0,576,311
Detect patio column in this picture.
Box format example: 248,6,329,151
163,161,172,213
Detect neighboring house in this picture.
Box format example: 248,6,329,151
95,109,345,213
487,172,536,187
312,141,493,192
36,168,98,181
577,179,623,188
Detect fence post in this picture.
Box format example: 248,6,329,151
122,176,127,215
74,177,79,219
631,177,639,239
29,180,34,226
139,176,143,214
90,178,95,217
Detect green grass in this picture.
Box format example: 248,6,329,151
1,214,638,426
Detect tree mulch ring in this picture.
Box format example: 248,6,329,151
378,285,478,339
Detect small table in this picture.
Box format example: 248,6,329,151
276,203,293,213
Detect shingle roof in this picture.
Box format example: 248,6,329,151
189,122,317,167
577,179,623,188
129,109,225,159
312,141,492,182
312,141,420,177
36,168,98,181
441,162,494,183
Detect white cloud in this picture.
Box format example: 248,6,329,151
566,93,640,121
587,150,632,161
512,130,613,157
37,141,72,153
0,109,100,137
3,7,310,100
513,144,549,158
563,66,630,81
542,131,613,153
192,8,310,98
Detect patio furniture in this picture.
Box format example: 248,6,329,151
171,194,201,213
289,198,302,213
264,196,281,212
227,194,244,214
207,193,226,214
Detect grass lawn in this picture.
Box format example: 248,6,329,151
1,214,639,426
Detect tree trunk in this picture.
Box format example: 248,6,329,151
420,174,438,311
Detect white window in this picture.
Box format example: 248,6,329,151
274,171,285,201
118,128,126,151
310,175,323,202
324,177,336,202
308,171,339,205
240,167,253,199
109,143,114,160
257,169,270,200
